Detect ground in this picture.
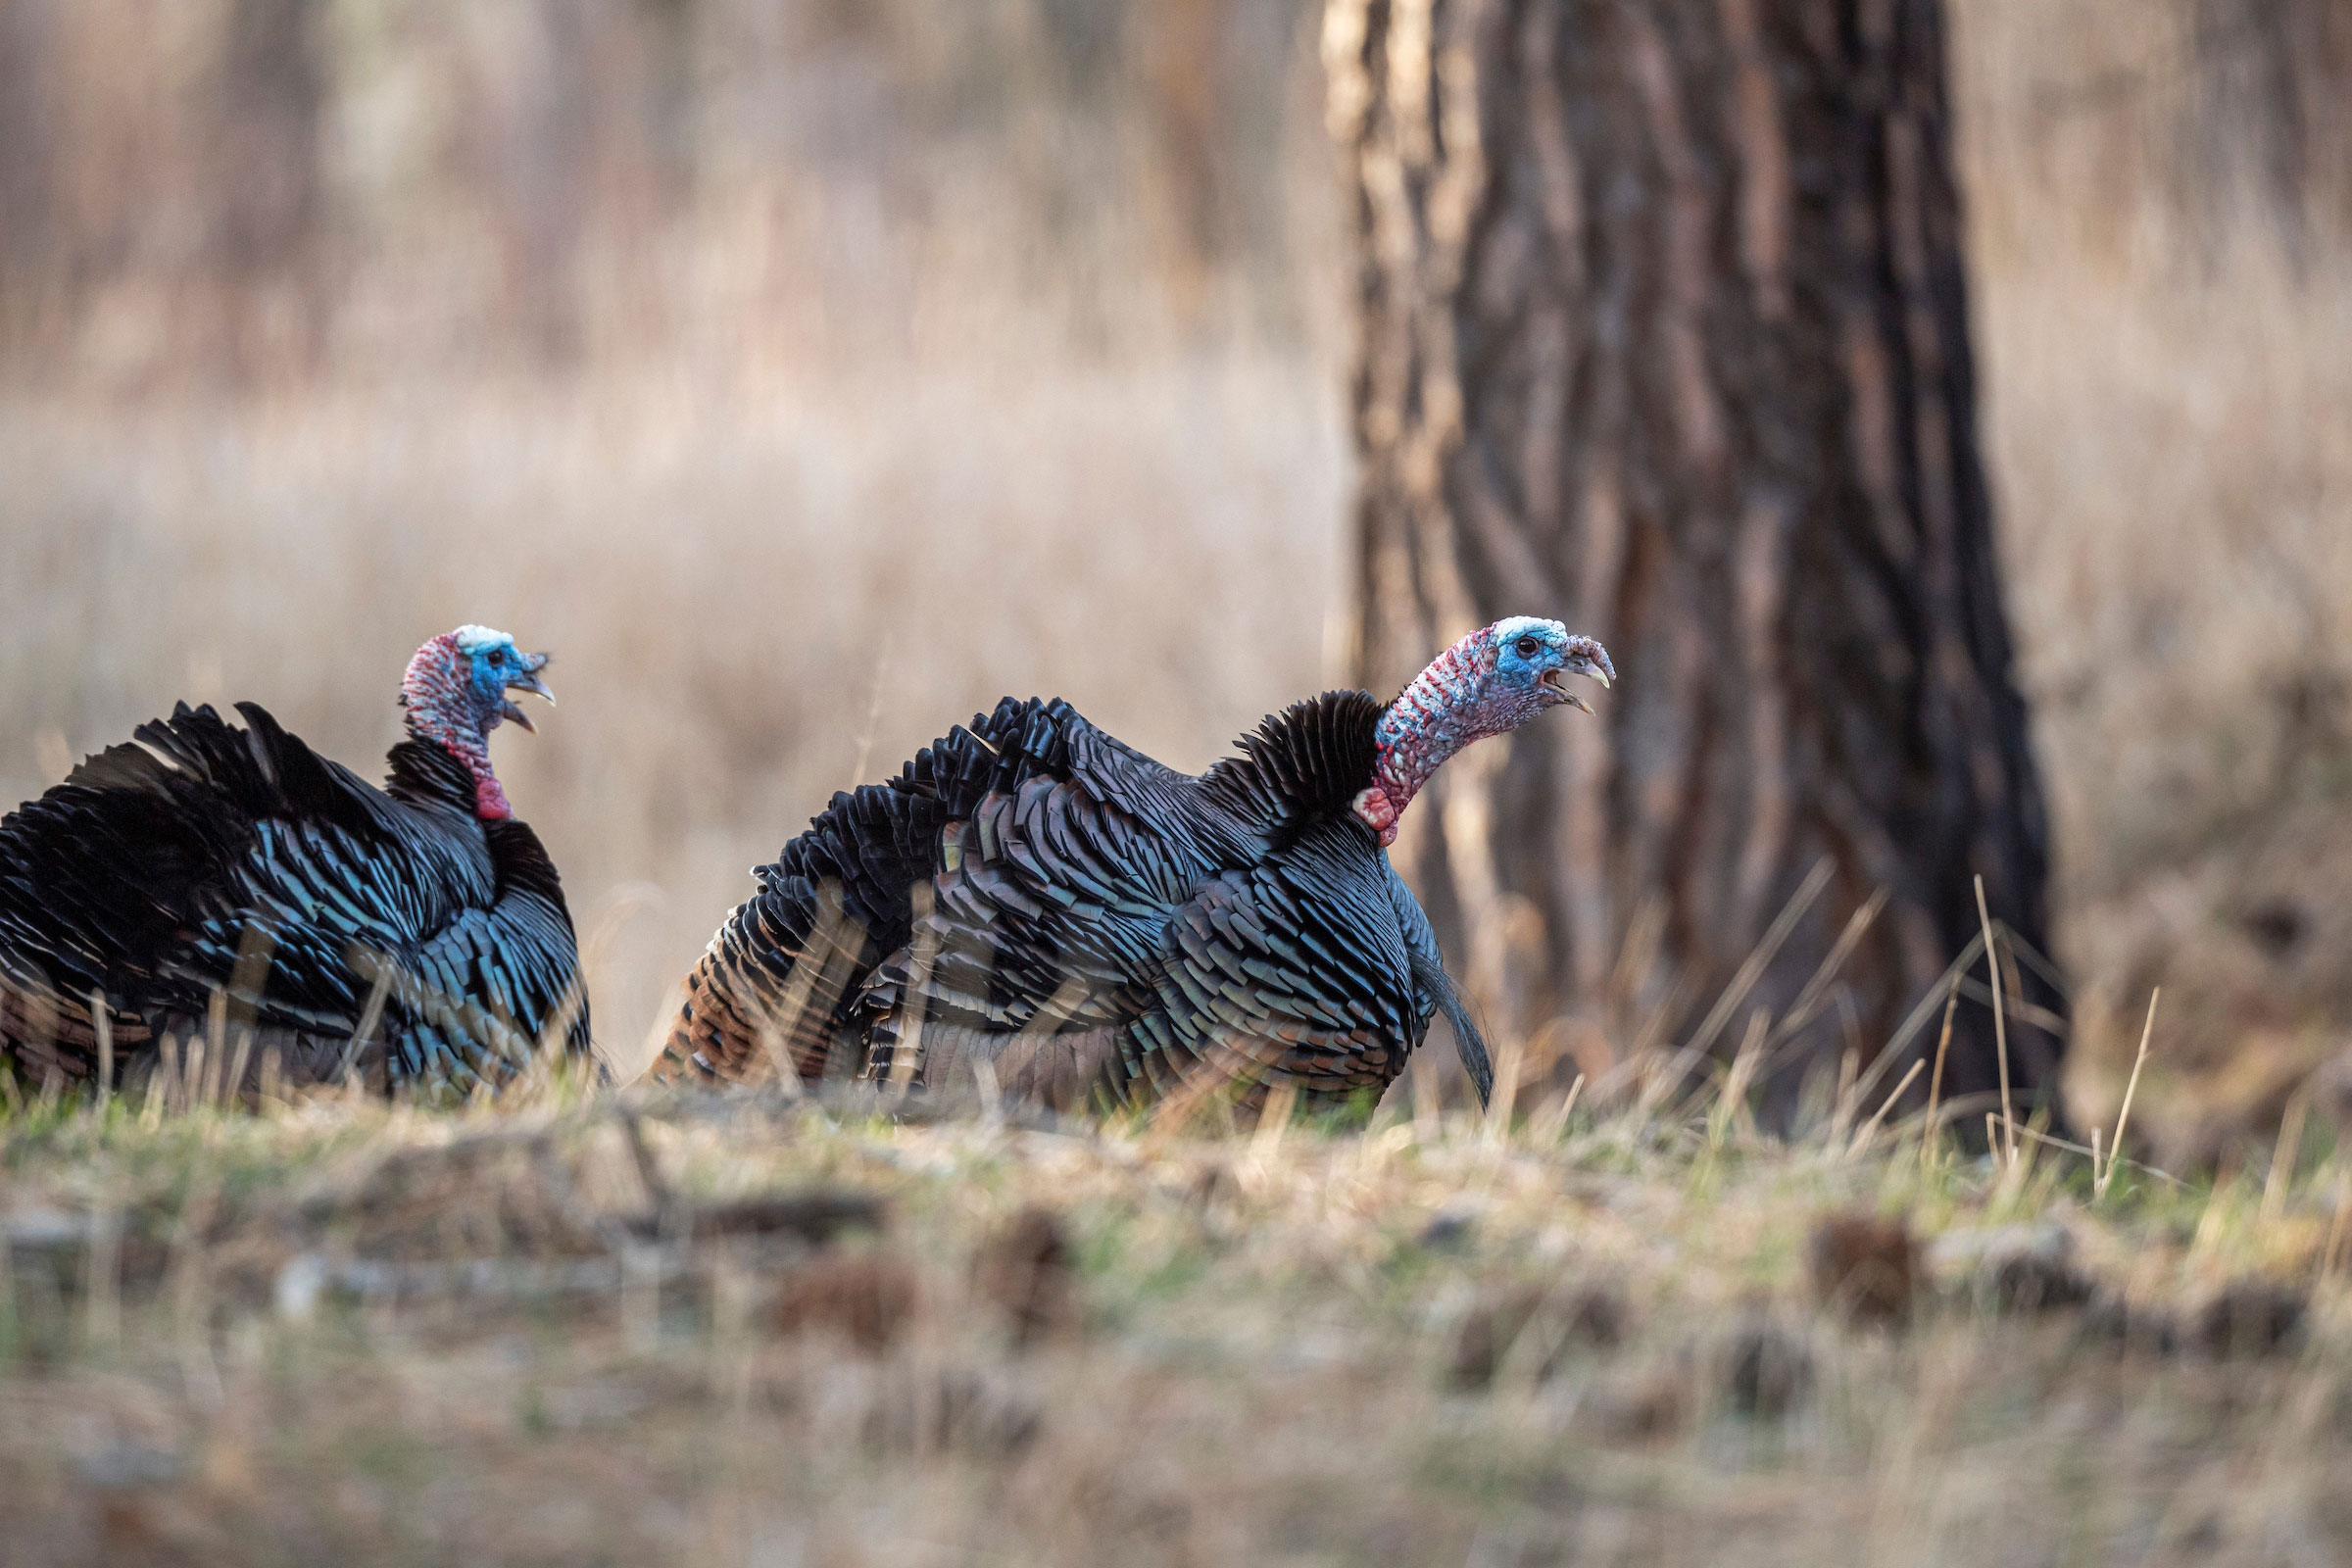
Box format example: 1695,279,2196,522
1,1071,2345,1567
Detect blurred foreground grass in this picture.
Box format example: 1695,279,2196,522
2,1076,2346,1566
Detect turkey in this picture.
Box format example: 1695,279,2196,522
658,616,1613,1116
0,625,591,1099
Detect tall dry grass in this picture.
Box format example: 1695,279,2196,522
1953,0,2352,1153
0,361,1347,1079
0,0,1347,1078
4,0,2351,1139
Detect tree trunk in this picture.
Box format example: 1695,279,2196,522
1328,0,2061,1124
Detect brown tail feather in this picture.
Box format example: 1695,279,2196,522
653,891,873,1086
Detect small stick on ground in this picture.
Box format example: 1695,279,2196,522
1828,1043,1860,1146
1847,1058,1924,1161
2097,990,2157,1200
2261,1088,2309,1224
1921,983,1958,1173
1975,875,2015,1166
1711,1010,1769,1150
1994,1119,2186,1188
1530,1072,1585,1145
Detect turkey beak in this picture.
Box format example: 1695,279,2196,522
1541,668,1596,714
501,662,555,733
507,665,555,704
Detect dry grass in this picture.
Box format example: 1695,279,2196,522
5,23,2352,1558
0,1079,2346,1566
7,5,2352,1558
0,357,1345,1078
1952,0,2352,1153
0,0,1348,1084
6,0,2351,1150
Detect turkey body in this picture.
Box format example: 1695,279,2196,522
662,693,1486,1115
0,702,589,1097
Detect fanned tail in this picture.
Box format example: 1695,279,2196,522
658,881,876,1084
653,698,1069,1087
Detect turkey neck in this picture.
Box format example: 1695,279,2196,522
1352,629,1506,847
395,634,512,820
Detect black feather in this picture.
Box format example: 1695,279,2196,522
665,688,1473,1116
1409,945,1492,1109
0,696,589,1098
1199,689,1385,846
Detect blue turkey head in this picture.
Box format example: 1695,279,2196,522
452,624,555,734
1488,615,1616,721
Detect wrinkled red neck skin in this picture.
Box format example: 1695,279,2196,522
400,634,513,821
1349,627,1505,847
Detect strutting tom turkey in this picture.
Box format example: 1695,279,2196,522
658,617,1614,1115
0,626,591,1098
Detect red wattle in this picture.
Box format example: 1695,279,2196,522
474,775,514,820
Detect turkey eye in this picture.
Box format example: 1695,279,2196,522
488,649,505,666
1514,636,1541,659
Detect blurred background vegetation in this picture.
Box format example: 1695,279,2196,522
1,0,2347,1158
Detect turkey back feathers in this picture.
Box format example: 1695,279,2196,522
0,698,589,1098
660,687,1480,1118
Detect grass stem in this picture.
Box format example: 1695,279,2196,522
2098,990,2157,1201
1974,875,2015,1167
1922,983,1958,1174
1848,1058,1924,1160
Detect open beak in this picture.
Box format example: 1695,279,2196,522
1540,668,1597,714
500,657,555,733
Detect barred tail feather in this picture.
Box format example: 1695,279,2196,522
657,879,876,1085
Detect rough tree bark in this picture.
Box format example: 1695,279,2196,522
1327,0,2061,1121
